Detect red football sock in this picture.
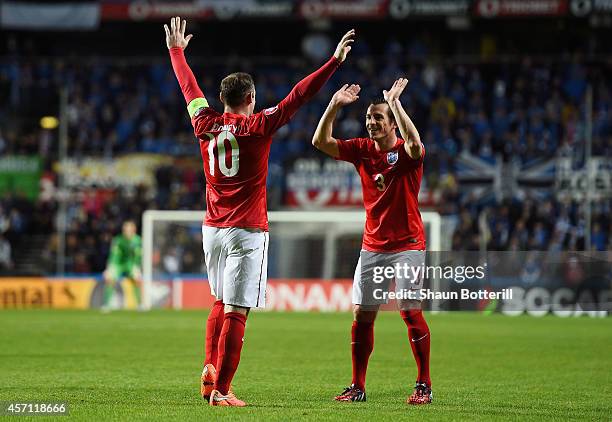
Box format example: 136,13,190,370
204,300,224,367
400,309,431,387
351,321,374,391
215,312,247,395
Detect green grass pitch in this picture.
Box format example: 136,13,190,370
1,310,610,421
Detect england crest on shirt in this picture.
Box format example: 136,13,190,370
387,151,399,165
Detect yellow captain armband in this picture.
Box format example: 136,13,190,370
187,97,209,118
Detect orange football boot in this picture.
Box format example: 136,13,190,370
209,389,246,407
200,364,216,399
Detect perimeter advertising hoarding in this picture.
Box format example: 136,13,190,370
173,279,609,316
0,156,41,200
55,154,174,189
179,279,354,311
100,0,612,20
0,278,96,309
473,0,568,17
172,251,611,317
0,278,139,309
3,249,610,318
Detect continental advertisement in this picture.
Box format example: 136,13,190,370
0,278,139,309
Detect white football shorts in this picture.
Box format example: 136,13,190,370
202,225,269,308
353,249,426,306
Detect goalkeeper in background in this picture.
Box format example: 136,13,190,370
102,220,143,310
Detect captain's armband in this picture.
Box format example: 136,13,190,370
188,97,209,118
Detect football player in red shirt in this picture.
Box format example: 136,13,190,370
312,79,432,405
165,17,354,406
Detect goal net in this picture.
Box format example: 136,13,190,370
141,210,442,310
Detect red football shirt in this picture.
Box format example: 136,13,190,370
169,48,340,230
336,137,426,252
191,107,288,230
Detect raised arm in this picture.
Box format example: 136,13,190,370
259,30,355,135
312,84,361,158
165,17,208,118
383,78,423,160
284,29,354,105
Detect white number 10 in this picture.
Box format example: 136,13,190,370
207,130,239,177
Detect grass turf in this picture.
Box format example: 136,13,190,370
0,310,610,421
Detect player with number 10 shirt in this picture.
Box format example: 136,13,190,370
178,38,352,231
165,16,354,407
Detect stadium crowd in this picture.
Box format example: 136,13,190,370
3,36,611,163
450,197,610,252
1,36,610,274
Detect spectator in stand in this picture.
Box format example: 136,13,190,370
0,234,12,271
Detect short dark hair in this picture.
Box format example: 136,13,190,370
368,98,395,122
220,72,255,107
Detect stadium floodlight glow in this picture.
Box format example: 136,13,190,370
40,116,59,129
141,210,442,311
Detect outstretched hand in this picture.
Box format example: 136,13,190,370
164,16,193,50
333,29,355,63
331,84,361,107
383,78,408,103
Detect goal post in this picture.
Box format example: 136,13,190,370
141,210,442,310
